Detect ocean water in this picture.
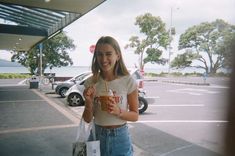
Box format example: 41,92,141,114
0,66,90,77
0,66,204,77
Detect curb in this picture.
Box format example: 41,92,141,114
144,78,210,86
144,79,158,82
162,80,210,86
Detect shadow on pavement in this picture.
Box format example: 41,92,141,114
130,123,222,156
0,85,78,156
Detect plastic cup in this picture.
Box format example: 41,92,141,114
99,95,111,111
99,95,120,111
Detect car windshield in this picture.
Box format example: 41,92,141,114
128,69,143,80
73,72,91,82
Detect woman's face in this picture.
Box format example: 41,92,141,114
96,43,120,73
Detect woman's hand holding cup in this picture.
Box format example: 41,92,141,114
99,93,120,115
107,96,121,115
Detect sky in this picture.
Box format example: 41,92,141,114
1,0,235,69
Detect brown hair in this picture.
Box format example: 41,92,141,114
91,36,129,81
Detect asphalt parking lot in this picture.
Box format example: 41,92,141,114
0,82,79,156
0,78,228,156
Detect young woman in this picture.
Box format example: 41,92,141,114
82,36,139,156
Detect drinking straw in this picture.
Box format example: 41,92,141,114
104,81,108,92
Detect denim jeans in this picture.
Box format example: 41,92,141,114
89,124,133,156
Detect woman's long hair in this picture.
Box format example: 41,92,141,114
91,36,129,82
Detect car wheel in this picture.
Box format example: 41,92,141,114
138,96,148,114
68,93,84,106
59,87,68,98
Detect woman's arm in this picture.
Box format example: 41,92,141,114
118,88,139,122
108,88,139,122
82,100,93,123
82,86,96,123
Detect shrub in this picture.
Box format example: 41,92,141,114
0,73,31,79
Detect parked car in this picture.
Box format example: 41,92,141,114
55,71,91,97
129,68,144,90
65,68,145,107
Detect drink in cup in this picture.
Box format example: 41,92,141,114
99,96,110,111
99,90,119,111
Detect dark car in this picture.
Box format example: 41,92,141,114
55,71,91,97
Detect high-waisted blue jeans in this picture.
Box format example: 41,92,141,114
89,124,133,156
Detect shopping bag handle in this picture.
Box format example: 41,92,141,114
75,118,96,142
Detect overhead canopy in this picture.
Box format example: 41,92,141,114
0,0,106,51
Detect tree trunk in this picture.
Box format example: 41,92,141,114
210,68,217,74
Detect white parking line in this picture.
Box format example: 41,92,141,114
160,144,194,156
148,104,204,107
133,120,228,123
167,88,219,95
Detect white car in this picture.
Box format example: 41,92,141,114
65,68,145,106
65,73,92,106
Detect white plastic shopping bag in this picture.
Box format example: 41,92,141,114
86,140,100,156
72,118,100,156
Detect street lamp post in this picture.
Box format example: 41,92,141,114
39,43,43,77
168,7,173,74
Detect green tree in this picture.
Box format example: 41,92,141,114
125,13,169,71
11,31,75,75
217,31,235,69
172,19,235,74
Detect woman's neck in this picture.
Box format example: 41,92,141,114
101,71,116,81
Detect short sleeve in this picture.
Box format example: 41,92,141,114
126,75,137,94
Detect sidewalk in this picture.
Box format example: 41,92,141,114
0,83,78,156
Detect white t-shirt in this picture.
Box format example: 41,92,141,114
84,75,137,126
